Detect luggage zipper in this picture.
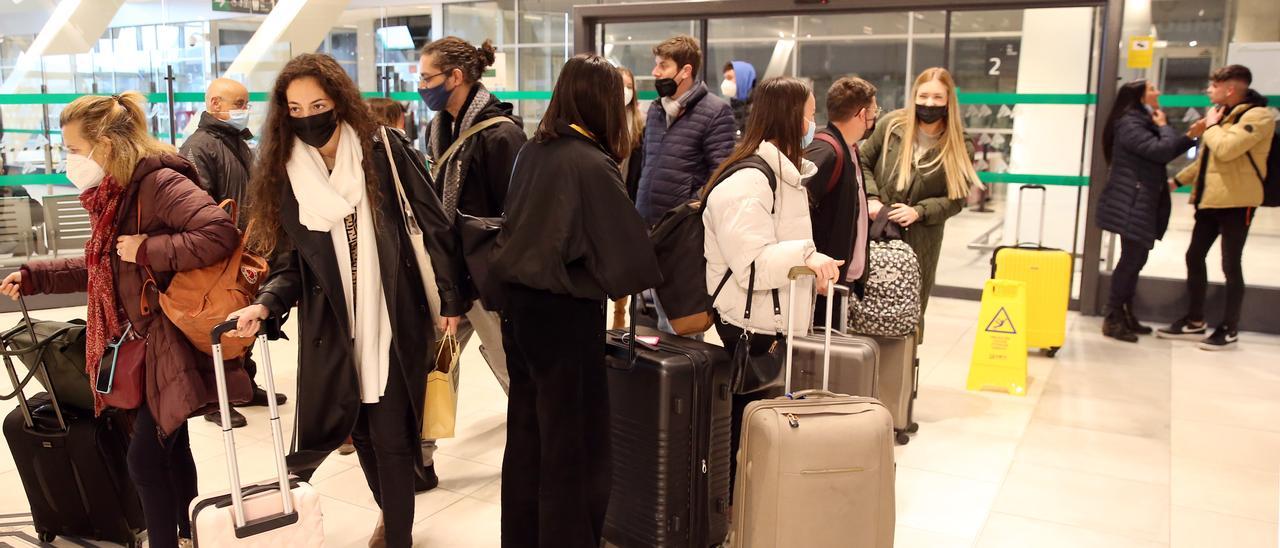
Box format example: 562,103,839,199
784,413,799,428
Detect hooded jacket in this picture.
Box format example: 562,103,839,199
1175,90,1274,209
180,112,254,228
1097,107,1195,249
22,154,250,437
704,140,820,335
635,82,737,225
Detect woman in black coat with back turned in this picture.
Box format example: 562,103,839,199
227,53,468,547
490,54,662,548
1096,80,1202,341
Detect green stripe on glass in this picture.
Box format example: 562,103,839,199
958,93,1095,105
977,172,1089,186
0,173,69,186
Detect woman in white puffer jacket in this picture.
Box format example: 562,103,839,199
701,76,843,491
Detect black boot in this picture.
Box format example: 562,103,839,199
1102,309,1138,343
1122,303,1153,335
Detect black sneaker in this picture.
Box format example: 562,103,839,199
236,386,287,408
415,464,439,493
1197,326,1239,351
1156,318,1207,340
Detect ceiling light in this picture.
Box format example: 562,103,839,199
1189,40,1198,47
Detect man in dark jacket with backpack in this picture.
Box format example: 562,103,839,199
804,77,879,326
1157,64,1275,350
180,78,285,428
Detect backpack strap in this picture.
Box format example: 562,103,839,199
709,155,778,211
812,130,845,195
1235,104,1269,184
430,116,515,180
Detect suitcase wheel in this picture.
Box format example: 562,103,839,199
1045,346,1060,358
38,531,55,543
895,432,911,445
907,422,919,434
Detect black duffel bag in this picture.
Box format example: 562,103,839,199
3,317,93,411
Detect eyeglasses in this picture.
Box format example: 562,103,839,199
864,106,882,118
419,71,447,85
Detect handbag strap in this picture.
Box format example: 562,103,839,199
429,117,515,181
380,126,423,236
739,263,782,334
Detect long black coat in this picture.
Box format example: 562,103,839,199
1097,108,1195,249
255,129,468,477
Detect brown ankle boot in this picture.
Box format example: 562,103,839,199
613,297,629,330
1122,303,1153,335
368,514,385,548
1102,310,1138,343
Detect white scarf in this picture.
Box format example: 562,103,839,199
286,122,393,404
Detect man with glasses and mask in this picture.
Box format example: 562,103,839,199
180,77,286,428
804,76,880,326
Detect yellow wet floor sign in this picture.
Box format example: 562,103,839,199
968,279,1028,396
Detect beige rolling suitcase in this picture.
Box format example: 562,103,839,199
727,268,895,548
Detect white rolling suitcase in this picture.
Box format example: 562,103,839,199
728,267,896,548
190,321,325,547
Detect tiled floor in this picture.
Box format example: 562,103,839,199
0,297,1277,547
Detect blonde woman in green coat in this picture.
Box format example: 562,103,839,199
860,67,981,338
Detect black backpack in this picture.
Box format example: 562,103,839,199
1239,105,1279,207
648,156,777,335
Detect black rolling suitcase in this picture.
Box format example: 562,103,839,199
604,314,732,548
1,297,145,547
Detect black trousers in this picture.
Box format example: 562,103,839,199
1186,207,1253,329
350,355,417,548
127,405,197,548
1107,236,1151,311
500,284,610,548
713,319,784,498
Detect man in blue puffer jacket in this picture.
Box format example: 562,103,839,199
636,35,737,226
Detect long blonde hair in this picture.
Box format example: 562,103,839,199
60,92,175,186
618,66,644,152
889,68,981,200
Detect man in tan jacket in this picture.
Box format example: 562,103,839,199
1157,65,1274,350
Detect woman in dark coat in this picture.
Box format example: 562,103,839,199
1096,80,1202,341
227,54,467,548
2,92,247,548
491,54,661,548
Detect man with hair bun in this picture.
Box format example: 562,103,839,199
417,36,527,486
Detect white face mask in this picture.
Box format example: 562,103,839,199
67,147,105,190
720,79,737,97
623,87,634,106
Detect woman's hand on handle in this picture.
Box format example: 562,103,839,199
436,316,461,336
804,252,844,296
227,304,269,338
115,235,148,264
0,271,22,301
887,203,921,227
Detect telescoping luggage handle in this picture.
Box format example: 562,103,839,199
1015,184,1048,247
0,295,69,431
209,320,298,537
784,266,837,397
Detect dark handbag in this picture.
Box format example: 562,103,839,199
457,213,505,310
729,264,786,395
96,322,145,410
5,317,94,411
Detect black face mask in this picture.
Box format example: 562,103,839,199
864,113,877,136
915,104,947,124
654,77,679,98
289,110,339,148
